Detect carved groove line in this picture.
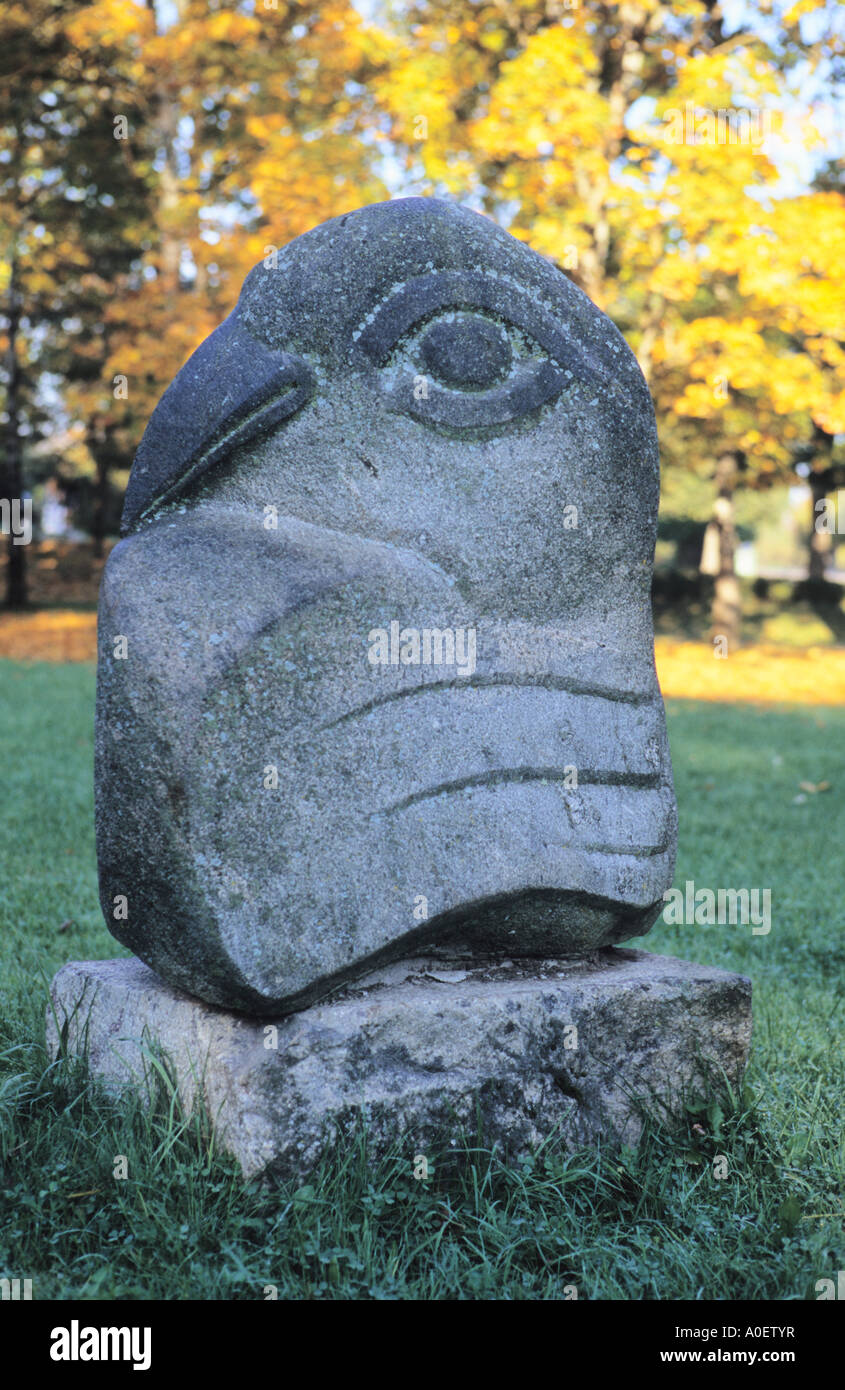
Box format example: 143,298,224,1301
321,673,659,732
377,766,667,819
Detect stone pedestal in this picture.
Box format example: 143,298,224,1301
47,949,751,1181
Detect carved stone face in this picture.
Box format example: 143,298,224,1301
97,198,677,1015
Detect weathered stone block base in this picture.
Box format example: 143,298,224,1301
47,950,751,1181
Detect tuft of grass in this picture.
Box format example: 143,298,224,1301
0,662,842,1299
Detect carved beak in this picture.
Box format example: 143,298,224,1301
121,310,314,534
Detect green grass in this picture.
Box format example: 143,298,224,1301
0,662,842,1300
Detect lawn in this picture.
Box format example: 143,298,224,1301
0,661,842,1300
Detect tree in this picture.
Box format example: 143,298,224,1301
375,0,841,646
0,0,152,602
0,0,389,604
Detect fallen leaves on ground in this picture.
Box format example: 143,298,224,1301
655,639,845,707
0,610,98,661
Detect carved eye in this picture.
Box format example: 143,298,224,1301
418,313,512,389
353,269,608,431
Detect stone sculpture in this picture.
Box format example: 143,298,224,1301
48,199,751,1181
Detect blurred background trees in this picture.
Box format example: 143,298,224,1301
1,0,843,643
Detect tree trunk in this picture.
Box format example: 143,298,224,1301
151,0,184,300
808,471,831,582
703,451,742,651
807,429,833,584
92,443,109,560
2,256,27,609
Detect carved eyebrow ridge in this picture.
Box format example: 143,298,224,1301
354,270,609,388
